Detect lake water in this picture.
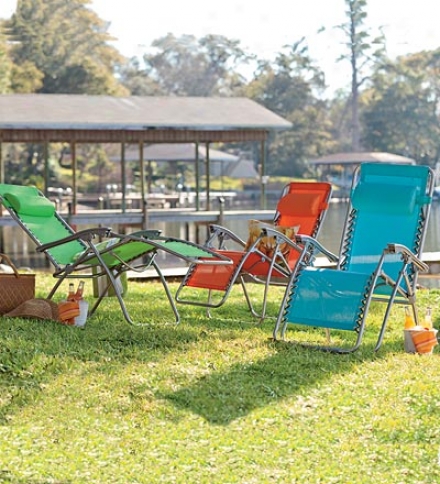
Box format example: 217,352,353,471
1,201,439,270
215,201,440,256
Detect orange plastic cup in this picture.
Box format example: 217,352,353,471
410,327,438,354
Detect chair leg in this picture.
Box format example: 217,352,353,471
91,268,137,325
374,268,408,352
259,273,274,324
240,277,262,320
86,265,180,326
114,288,136,325
206,290,213,318
47,276,64,299
151,260,180,324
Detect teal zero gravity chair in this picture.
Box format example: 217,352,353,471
0,184,231,325
271,162,434,353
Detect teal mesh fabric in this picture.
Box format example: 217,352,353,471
344,164,431,294
283,268,372,331
351,182,418,215
345,208,418,290
281,163,432,341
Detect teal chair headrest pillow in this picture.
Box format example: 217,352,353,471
351,182,419,215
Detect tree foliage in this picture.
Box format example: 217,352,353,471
2,0,440,185
244,41,334,176
117,57,163,96
1,0,129,187
120,33,250,96
0,27,12,93
362,50,440,165
336,0,385,150
5,0,128,95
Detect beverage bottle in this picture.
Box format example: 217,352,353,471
67,282,75,301
74,280,88,327
64,282,77,325
404,307,416,330
423,307,432,329
75,281,85,300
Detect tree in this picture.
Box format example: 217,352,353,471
117,57,163,96
2,0,128,187
9,60,43,93
3,143,58,188
336,0,385,150
124,33,250,96
0,24,12,93
243,40,334,176
362,50,440,165
5,0,128,95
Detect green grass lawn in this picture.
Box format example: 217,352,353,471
0,273,439,483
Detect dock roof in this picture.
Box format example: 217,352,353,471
309,151,415,165
0,94,292,143
112,143,239,162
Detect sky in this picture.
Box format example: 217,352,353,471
2,0,440,94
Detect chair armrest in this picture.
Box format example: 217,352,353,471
291,233,340,264
207,224,247,248
36,227,114,252
260,227,304,254
385,243,429,272
128,229,162,238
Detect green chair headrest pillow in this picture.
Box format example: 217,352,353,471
5,192,55,217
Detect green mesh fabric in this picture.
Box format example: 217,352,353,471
83,240,156,268
0,184,85,265
18,213,86,265
159,240,217,258
0,184,39,200
80,238,215,269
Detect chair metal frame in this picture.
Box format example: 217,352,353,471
271,163,434,353
175,182,332,321
0,184,231,326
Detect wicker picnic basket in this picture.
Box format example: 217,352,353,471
0,253,36,315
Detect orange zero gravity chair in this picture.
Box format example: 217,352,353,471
175,181,332,321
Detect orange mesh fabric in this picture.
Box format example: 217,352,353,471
185,251,245,291
276,184,330,235
182,181,331,291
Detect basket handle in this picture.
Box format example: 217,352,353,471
0,253,20,278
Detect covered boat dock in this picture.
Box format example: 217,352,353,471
310,151,416,198
0,94,292,223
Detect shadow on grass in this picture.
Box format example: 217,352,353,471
0,284,275,422
0,291,404,426
0,315,207,422
161,338,393,425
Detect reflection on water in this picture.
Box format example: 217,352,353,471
1,202,439,271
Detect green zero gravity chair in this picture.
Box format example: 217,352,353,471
271,162,434,353
0,184,231,325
